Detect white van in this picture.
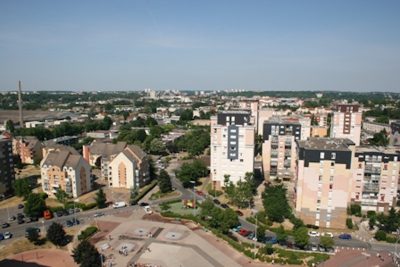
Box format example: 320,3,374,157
113,201,127,209
144,206,153,214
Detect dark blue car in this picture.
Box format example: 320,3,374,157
338,233,352,240
265,236,277,244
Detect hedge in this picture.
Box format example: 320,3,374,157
132,180,158,204
78,226,98,241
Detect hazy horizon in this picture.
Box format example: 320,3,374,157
1,1,400,92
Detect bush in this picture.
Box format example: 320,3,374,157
367,210,376,218
346,218,353,229
82,202,97,211
348,204,362,217
375,230,387,241
386,235,397,243
49,206,65,213
78,226,98,241
207,189,223,197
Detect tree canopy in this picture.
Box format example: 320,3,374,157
24,193,47,218
262,184,291,223
13,178,32,199
175,160,208,188
47,222,68,246
95,188,107,209
73,240,102,267
158,169,172,193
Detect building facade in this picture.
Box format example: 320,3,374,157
0,136,15,197
41,149,91,198
352,147,400,212
296,138,356,229
390,121,400,146
109,145,150,189
330,103,362,146
210,110,254,188
13,136,43,164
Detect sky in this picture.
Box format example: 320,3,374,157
0,1,400,92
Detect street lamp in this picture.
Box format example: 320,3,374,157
190,181,196,216
253,208,258,260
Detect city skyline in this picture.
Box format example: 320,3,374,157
1,1,400,92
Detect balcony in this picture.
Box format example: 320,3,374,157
364,166,381,174
271,151,278,158
363,183,379,193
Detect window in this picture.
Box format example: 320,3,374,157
214,128,217,133
331,162,335,167
329,184,333,190
320,152,325,159
329,176,334,182
331,153,336,160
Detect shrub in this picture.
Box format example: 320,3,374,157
367,210,376,218
346,218,353,229
82,202,97,211
78,226,98,241
348,204,362,217
207,189,223,197
49,206,65,213
386,235,397,243
375,230,387,241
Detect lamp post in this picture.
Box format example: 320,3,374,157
190,181,196,216
253,208,258,260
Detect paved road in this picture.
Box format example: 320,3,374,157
0,205,141,242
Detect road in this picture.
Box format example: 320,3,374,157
0,205,141,242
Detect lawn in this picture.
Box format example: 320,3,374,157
167,201,200,216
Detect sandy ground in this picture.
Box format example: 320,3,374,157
0,110,66,124
5,248,77,267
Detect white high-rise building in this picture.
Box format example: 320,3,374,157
330,103,362,146
210,110,254,189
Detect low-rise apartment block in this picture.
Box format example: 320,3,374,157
210,110,254,188
109,145,150,189
41,148,91,198
13,136,43,164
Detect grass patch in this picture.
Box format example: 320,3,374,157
78,226,98,241
149,190,180,200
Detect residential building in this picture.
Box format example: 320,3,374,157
86,130,119,140
109,145,150,188
352,147,400,212
262,116,309,181
43,136,79,147
82,141,127,181
330,103,362,146
390,121,400,146
13,136,43,164
210,110,254,188
40,147,91,198
239,99,259,132
362,121,391,134
296,138,356,229
0,136,15,197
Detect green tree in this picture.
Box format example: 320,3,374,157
293,227,309,249
256,225,267,241
55,189,69,205
130,187,139,205
148,138,166,155
276,225,288,244
176,160,208,188
375,230,387,241
95,188,107,209
346,218,353,229
262,185,291,223
320,236,334,249
47,222,67,246
24,193,47,218
224,174,255,208
368,129,389,147
158,169,172,193
369,216,376,230
26,228,40,244
5,120,15,133
220,208,239,233
73,240,101,267
13,178,32,199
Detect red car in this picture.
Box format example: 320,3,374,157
195,190,204,196
238,229,251,237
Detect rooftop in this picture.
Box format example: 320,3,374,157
356,146,400,155
297,138,355,151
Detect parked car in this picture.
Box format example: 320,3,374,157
28,216,38,222
17,213,24,219
247,232,255,240
66,219,80,227
8,216,16,222
321,232,333,238
17,218,24,224
43,210,52,220
56,210,64,217
195,190,205,196
213,199,221,205
232,225,242,232
238,229,251,237
338,233,352,240
144,206,153,214
1,223,10,229
221,203,230,209
139,202,149,207
94,212,105,218
113,201,127,209
308,231,320,237
235,210,244,216
0,233,4,240
311,244,318,251
17,204,24,209
3,232,12,239
264,236,277,244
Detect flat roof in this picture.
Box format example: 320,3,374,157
297,138,355,151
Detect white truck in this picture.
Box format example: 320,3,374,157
112,201,127,209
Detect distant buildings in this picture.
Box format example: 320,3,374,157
109,145,150,189
390,121,400,146
13,136,43,164
40,146,91,198
0,136,15,197
210,110,254,188
362,121,390,134
330,103,362,146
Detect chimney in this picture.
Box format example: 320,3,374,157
18,81,24,128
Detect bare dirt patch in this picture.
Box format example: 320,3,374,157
7,248,77,267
